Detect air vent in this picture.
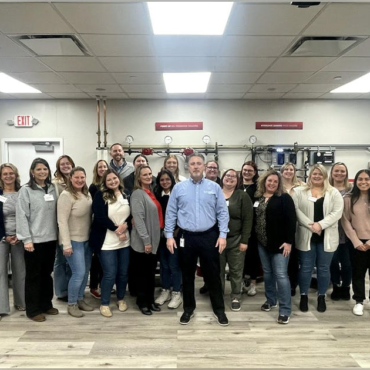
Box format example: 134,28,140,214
12,35,90,56
286,36,364,57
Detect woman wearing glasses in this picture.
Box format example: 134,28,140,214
220,169,253,311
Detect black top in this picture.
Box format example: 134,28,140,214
88,183,100,200
123,172,157,196
311,196,325,243
238,182,257,202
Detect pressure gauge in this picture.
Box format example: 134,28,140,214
125,135,134,144
164,135,173,144
202,135,211,144
249,135,257,144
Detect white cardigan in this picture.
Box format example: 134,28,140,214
292,186,344,252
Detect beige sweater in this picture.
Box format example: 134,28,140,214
57,190,92,250
341,196,370,248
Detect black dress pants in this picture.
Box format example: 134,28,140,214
89,252,103,290
24,241,57,318
351,240,370,302
178,226,225,315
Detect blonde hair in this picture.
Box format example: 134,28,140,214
65,167,90,200
0,163,21,191
163,155,180,182
92,160,109,186
305,164,331,193
329,162,352,192
280,162,303,190
133,165,152,191
255,170,284,197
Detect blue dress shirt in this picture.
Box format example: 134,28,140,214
165,178,229,238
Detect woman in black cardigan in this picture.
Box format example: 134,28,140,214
254,170,296,325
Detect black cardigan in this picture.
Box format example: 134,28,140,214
260,193,296,254
0,189,5,239
89,190,131,253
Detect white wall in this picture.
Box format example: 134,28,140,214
1,99,369,183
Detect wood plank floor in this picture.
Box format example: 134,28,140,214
0,276,368,369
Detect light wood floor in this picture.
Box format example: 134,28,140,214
1,276,369,369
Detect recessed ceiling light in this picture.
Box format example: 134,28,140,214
331,72,370,93
147,2,233,35
0,73,41,93
163,72,211,93
96,88,106,91
333,76,342,80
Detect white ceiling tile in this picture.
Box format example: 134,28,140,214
38,57,105,72
320,93,363,99
210,73,261,84
205,93,245,99
0,92,15,99
0,3,72,34
55,3,151,35
152,36,222,57
74,84,122,93
29,84,81,93
258,72,314,83
112,73,163,85
227,3,322,36
322,57,370,72
243,92,284,99
282,93,325,99
269,57,336,72
220,36,295,57
304,71,365,84
47,93,90,99
0,57,51,73
250,84,296,93
346,39,370,57
167,93,205,100
81,35,154,57
9,72,66,84
127,93,169,99
121,85,166,93
100,57,161,73
8,93,53,99
207,84,252,93
304,4,370,36
88,93,129,99
59,73,116,84
158,57,216,72
357,93,370,99
0,35,30,57
290,84,342,93
215,57,275,72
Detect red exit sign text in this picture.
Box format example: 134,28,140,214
14,115,33,127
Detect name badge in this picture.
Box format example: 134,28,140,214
253,201,259,208
44,194,54,202
308,196,317,202
120,198,129,205
180,237,185,248
226,200,229,207
0,195,7,203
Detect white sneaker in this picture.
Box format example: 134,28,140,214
247,283,257,296
155,289,171,305
168,291,183,309
353,303,364,316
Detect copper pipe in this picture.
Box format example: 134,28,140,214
96,98,101,148
103,98,108,148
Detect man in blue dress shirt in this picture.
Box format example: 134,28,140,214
165,153,230,326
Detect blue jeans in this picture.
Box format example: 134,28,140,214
298,241,334,296
53,244,71,298
65,241,92,304
258,245,291,316
158,237,182,292
99,247,130,305
330,242,352,287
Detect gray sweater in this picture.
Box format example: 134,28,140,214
16,184,58,244
130,189,160,254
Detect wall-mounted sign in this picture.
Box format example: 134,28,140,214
14,115,34,127
155,122,203,131
256,122,303,130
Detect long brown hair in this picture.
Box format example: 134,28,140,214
54,155,75,184
65,167,90,200
255,170,284,197
92,159,109,186
134,165,152,191
100,169,125,203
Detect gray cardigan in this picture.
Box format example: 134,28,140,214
130,189,160,254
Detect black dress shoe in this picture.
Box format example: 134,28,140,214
199,284,209,294
150,303,161,312
140,307,152,315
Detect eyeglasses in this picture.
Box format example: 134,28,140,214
206,166,218,171
225,174,237,179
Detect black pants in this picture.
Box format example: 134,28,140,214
24,241,56,318
89,252,103,289
351,240,370,302
131,249,157,309
243,233,262,280
178,226,225,315
288,243,299,290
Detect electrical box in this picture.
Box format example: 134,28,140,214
313,151,335,165
289,153,297,164
277,153,285,165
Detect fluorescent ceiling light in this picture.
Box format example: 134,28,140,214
0,73,41,93
163,72,211,93
147,2,233,35
331,72,370,93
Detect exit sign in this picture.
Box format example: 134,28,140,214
14,115,33,127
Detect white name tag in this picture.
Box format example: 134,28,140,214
253,201,259,208
44,194,54,202
308,196,317,202
180,237,185,248
226,200,229,207
0,195,7,203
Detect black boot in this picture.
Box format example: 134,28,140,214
330,284,341,301
299,295,308,312
317,295,326,313
341,286,351,301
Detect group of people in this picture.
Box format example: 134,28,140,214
0,142,369,326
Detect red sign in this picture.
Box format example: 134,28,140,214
155,122,203,131
256,122,303,130
14,115,33,127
